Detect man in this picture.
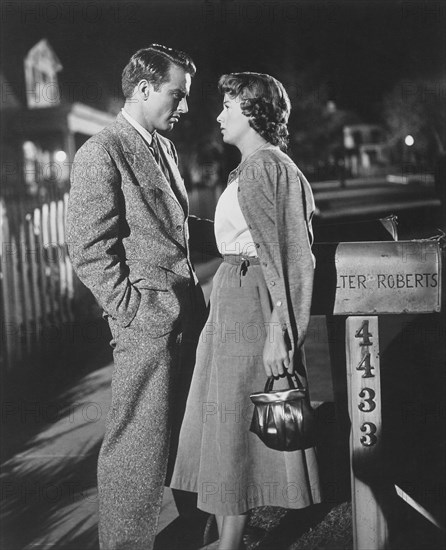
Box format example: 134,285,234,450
67,45,216,550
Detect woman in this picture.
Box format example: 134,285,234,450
170,73,321,549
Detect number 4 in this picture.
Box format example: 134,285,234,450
355,320,373,346
357,352,375,378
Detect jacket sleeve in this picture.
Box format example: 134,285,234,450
66,140,141,327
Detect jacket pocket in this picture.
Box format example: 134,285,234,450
130,287,181,337
132,267,169,292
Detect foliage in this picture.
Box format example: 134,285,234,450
382,78,446,163
271,65,361,178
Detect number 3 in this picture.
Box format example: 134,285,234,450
358,388,376,412
360,422,377,446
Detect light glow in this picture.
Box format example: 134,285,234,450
55,150,67,162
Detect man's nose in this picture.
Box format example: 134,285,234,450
178,97,188,114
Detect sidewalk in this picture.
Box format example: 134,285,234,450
1,257,338,549
3,261,443,549
1,313,336,550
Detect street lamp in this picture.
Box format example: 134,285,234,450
404,135,414,147
55,150,67,162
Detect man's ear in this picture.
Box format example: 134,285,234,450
137,79,151,99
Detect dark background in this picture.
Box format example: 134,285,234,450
2,0,445,138
1,3,445,549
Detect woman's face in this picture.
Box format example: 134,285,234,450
216,93,252,146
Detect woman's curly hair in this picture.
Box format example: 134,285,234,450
218,72,291,151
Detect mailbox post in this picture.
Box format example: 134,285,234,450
312,239,442,550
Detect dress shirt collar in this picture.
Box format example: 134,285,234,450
121,108,155,146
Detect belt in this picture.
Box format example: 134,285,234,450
222,255,261,277
222,254,261,265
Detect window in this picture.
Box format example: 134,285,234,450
23,141,39,194
24,40,62,108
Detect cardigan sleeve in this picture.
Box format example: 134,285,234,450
273,161,315,348
238,151,315,349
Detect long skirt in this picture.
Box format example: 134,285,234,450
170,257,322,515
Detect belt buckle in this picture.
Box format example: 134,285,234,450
240,256,250,275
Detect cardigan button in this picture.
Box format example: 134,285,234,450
276,300,282,307
255,243,260,248
269,281,275,286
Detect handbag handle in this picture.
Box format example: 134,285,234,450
264,373,305,392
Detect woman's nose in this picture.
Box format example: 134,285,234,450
216,110,224,123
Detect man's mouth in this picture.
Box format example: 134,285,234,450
170,115,180,123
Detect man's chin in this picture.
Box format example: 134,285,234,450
155,121,174,133
166,119,179,131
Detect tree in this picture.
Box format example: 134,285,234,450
382,78,446,168
273,65,361,179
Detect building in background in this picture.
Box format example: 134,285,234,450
343,123,390,177
1,39,114,199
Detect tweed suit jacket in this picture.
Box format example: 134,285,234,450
67,112,201,337
234,144,315,351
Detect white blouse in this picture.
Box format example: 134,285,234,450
214,178,258,257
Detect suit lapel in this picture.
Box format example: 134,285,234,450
157,137,189,217
115,113,185,216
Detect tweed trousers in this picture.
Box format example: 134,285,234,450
98,284,206,550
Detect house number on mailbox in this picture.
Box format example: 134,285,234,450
355,320,377,446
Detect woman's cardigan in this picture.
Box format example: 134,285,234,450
230,144,316,353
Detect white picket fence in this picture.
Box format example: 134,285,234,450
0,193,75,370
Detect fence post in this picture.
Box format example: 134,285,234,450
26,211,41,352
1,193,78,370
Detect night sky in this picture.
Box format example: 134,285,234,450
2,0,445,122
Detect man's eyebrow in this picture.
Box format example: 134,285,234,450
171,88,187,96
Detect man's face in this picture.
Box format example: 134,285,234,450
142,64,191,133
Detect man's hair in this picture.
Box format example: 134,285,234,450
218,72,291,151
122,44,196,98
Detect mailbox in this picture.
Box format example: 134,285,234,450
311,238,442,550
312,240,442,315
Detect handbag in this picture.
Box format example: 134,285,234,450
249,373,315,452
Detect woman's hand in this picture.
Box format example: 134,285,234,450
263,310,294,377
